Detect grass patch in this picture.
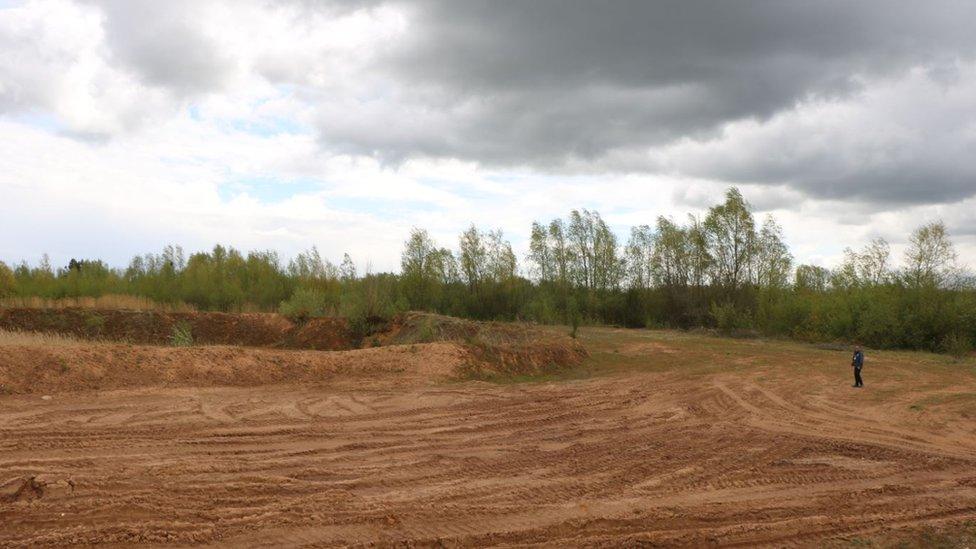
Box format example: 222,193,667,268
545,324,976,395
169,321,194,347
0,294,195,312
0,329,89,347
83,312,106,337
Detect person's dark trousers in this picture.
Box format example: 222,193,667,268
854,367,863,387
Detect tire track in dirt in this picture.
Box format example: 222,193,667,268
714,379,976,460
3,373,976,547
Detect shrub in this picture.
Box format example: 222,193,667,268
711,301,752,335
84,313,105,337
567,297,581,339
338,276,399,345
416,318,436,343
279,287,333,321
345,313,389,347
170,321,194,347
941,333,973,360
0,261,15,298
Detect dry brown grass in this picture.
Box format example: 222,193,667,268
0,294,196,312
0,329,90,347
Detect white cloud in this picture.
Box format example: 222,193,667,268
1,0,975,276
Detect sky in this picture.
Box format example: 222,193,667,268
2,0,975,273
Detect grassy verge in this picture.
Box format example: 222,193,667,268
486,323,976,388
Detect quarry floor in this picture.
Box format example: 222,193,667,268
2,326,976,547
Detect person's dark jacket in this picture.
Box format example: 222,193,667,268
852,350,864,369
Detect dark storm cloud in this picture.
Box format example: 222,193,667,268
310,0,976,203
691,150,976,206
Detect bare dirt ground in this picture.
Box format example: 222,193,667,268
2,325,976,547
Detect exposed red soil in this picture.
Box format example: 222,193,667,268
285,317,352,350
2,366,975,546
0,310,588,372
0,341,469,394
0,310,587,395
377,312,589,378
3,320,971,546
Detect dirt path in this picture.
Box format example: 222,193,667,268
3,363,975,547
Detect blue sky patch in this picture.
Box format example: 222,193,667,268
219,176,323,203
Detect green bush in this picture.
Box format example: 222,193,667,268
4,220,976,356
84,313,106,337
279,287,333,320
338,275,401,345
416,318,436,343
0,261,15,297
170,321,194,347
941,333,973,360
710,301,752,335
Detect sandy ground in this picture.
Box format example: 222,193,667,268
0,341,468,394
2,328,976,547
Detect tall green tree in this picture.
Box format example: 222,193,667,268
549,220,570,287
485,229,517,282
458,224,488,288
401,228,453,309
339,253,357,282
905,221,957,288
651,217,690,289
754,215,793,289
795,265,830,292
686,214,712,290
625,225,654,290
704,187,756,292
0,261,16,297
528,221,555,282
567,209,622,291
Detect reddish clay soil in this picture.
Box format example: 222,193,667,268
0,342,469,394
2,327,975,547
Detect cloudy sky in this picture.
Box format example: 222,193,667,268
2,0,975,273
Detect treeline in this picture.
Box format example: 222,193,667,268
1,188,974,354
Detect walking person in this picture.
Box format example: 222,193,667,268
852,346,864,388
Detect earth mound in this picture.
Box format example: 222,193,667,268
380,312,588,378
0,341,470,394
0,309,587,393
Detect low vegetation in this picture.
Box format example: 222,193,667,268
0,329,87,347
0,294,195,312
2,187,974,355
169,321,194,347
